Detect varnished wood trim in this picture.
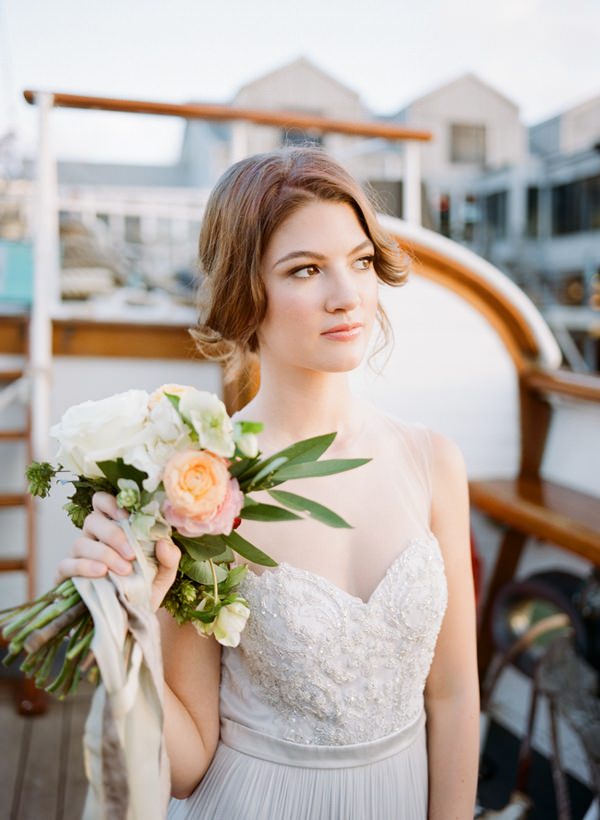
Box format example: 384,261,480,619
0,315,28,355
469,477,600,564
23,90,432,142
51,320,198,359
522,363,600,403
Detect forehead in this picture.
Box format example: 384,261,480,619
262,200,370,266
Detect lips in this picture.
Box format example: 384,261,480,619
321,322,363,335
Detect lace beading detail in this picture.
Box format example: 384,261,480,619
224,534,447,745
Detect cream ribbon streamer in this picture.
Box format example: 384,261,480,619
73,520,170,820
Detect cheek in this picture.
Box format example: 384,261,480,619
364,275,380,316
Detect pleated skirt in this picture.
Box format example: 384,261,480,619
167,710,428,820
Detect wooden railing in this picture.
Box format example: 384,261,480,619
23,90,432,142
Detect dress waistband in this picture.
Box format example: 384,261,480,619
219,710,426,769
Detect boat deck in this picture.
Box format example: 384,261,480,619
1,679,91,820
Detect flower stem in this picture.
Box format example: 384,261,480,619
22,602,87,655
209,559,219,604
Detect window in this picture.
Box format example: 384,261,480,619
552,174,600,235
124,215,142,244
280,128,323,148
367,180,403,218
484,191,507,239
526,187,539,237
462,194,479,241
450,124,486,165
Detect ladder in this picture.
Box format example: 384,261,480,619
0,313,46,714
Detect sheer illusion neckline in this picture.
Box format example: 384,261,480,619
244,532,442,606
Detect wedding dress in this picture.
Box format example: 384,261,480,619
168,405,448,819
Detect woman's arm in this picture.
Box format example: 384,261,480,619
158,611,222,799
424,431,480,820
55,492,223,801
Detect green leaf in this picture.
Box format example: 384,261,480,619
180,556,228,584
280,433,338,465
245,456,289,489
239,502,302,522
268,457,371,484
242,495,259,508
172,533,229,562
96,459,148,490
210,545,235,563
164,393,181,411
240,433,337,485
234,420,264,435
222,530,278,567
268,490,352,528
228,456,259,479
219,564,248,591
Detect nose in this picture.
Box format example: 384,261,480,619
324,266,361,314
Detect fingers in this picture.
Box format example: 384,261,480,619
73,535,134,576
92,491,128,521
82,511,134,560
54,556,107,585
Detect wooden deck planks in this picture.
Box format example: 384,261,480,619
0,680,91,820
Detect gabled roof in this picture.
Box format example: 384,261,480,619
235,55,361,102
400,72,520,113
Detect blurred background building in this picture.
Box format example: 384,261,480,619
2,58,599,368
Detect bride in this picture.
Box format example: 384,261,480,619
55,146,480,819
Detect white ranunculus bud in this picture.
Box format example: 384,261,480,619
211,600,250,647
235,432,259,458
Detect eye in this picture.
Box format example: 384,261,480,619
354,255,375,270
290,264,321,279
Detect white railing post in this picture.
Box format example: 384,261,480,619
30,91,59,462
403,140,421,225
230,121,248,164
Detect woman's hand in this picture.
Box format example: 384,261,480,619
55,491,181,612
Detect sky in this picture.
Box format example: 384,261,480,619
1,0,599,164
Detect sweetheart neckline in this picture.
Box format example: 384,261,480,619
243,532,443,607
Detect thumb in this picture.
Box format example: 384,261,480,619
151,538,181,612
155,537,181,573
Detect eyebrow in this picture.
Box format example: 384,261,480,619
273,239,374,268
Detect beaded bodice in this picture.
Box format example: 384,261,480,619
219,532,447,745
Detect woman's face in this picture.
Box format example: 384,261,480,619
257,200,379,373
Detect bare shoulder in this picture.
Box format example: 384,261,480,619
428,429,468,483
426,429,470,561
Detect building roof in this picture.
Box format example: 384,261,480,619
394,71,520,117
234,55,362,103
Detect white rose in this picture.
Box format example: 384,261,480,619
148,383,190,410
50,390,150,478
193,599,250,647
140,395,194,491
179,389,235,458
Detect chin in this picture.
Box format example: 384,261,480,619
312,350,366,373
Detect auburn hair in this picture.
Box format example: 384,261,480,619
191,146,410,383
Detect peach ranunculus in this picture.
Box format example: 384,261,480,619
162,449,244,537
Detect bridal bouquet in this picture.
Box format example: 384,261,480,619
2,383,367,689
0,384,368,819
